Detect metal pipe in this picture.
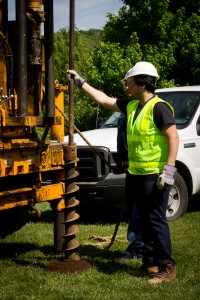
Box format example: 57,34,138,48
1,0,14,98
44,0,55,117
68,0,75,145
0,0,8,34
16,0,28,116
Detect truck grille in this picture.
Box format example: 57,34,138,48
76,146,111,182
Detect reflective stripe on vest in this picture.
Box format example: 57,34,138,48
127,96,173,175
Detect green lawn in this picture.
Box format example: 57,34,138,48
0,201,200,300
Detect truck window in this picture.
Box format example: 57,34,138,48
100,111,121,128
157,91,200,128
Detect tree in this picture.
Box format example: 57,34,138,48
54,28,102,132
87,33,142,96
101,0,200,86
54,28,101,84
54,28,70,82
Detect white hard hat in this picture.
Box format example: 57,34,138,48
123,61,159,81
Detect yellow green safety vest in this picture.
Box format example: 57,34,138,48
127,96,174,175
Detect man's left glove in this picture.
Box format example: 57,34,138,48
157,164,177,189
66,70,85,88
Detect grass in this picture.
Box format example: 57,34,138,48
0,199,200,300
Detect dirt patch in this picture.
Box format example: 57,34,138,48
45,258,92,274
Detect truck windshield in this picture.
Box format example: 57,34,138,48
100,91,200,129
100,111,121,128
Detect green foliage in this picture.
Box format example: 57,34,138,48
54,28,101,84
86,33,143,97
54,28,102,133
54,28,70,83
103,0,170,46
87,42,128,97
101,0,200,87
64,91,101,132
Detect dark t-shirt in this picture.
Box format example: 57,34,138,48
116,97,175,131
117,114,128,161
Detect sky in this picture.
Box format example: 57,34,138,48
8,0,123,32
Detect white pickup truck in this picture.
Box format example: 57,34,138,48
65,86,200,221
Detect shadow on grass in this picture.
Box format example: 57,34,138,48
30,208,54,223
77,243,131,274
0,239,131,274
0,243,53,269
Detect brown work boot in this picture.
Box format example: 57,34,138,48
128,264,159,278
148,263,176,284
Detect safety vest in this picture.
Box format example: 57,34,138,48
127,96,173,175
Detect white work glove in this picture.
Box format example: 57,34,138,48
66,70,85,88
157,164,177,189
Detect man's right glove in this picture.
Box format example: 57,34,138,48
157,164,177,189
66,70,85,88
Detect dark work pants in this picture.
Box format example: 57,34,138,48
128,173,176,267
126,172,144,257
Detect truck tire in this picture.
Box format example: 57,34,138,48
166,172,188,221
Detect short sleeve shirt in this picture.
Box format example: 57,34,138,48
116,97,175,131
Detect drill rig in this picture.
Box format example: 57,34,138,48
0,0,80,261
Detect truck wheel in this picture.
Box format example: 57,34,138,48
166,172,188,221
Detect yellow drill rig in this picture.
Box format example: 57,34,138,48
0,0,80,264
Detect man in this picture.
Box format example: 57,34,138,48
67,61,179,284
